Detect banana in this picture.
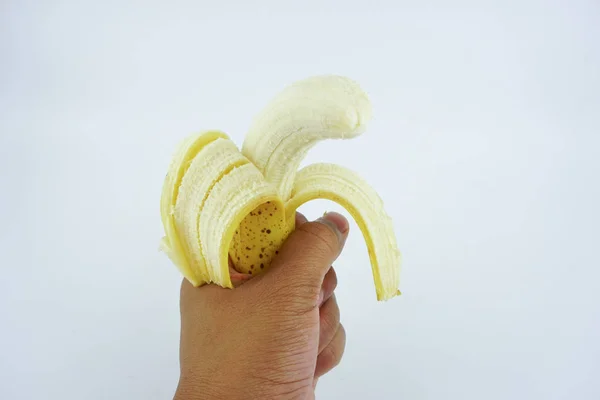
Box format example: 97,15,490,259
160,75,401,300
242,75,372,200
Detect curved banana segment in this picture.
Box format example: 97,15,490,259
286,163,401,301
174,138,249,282
161,131,286,288
241,75,372,200
160,130,228,284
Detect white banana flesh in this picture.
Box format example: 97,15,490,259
174,137,249,283
160,75,401,301
242,75,372,200
160,130,228,285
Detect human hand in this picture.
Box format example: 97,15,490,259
174,212,349,400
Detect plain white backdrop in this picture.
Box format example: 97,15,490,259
1,1,599,399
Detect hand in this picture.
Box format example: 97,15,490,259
174,212,349,400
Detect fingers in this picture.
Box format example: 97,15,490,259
179,277,194,302
315,323,346,378
266,212,349,297
319,267,338,306
295,211,308,226
318,294,340,353
229,255,252,287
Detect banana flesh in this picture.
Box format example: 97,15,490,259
174,137,249,283
242,75,372,200
160,130,228,285
228,198,291,276
160,75,401,300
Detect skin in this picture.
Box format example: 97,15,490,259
174,212,349,400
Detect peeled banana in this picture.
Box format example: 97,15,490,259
160,75,401,301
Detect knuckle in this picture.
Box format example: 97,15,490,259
338,324,347,352
323,268,338,293
328,345,342,368
331,327,347,366
180,278,191,296
297,222,340,257
319,338,343,373
179,279,196,309
321,347,337,370
320,325,346,363
320,298,341,334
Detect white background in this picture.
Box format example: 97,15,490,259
1,1,599,399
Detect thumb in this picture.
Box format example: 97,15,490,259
261,212,349,302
